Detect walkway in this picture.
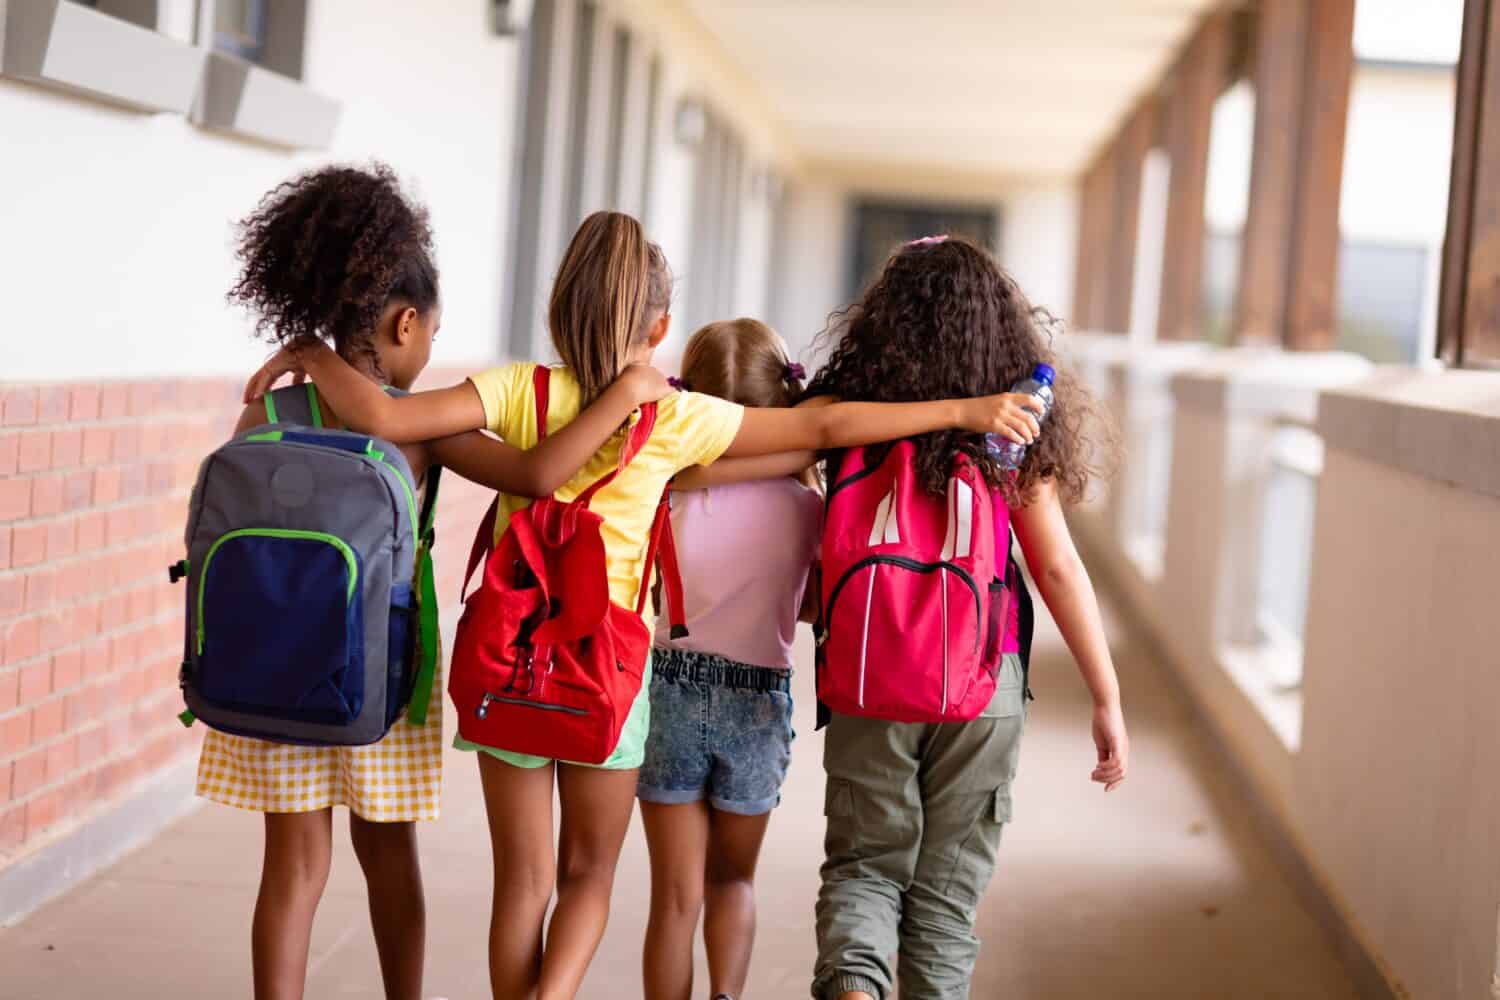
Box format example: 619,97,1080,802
0,599,1358,998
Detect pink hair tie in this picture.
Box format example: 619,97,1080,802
667,376,688,391
783,362,806,383
906,235,948,248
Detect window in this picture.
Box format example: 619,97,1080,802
1200,79,1255,345
191,0,338,149
73,0,157,28
198,0,307,80
1337,0,1461,362
213,0,267,65
848,200,999,299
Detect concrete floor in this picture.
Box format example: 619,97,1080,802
0,600,1358,999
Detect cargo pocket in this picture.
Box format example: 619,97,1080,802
943,784,1012,906
823,778,859,862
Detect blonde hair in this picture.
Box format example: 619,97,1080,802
680,318,818,488
548,211,673,405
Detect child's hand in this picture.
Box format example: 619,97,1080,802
1091,701,1128,791
243,338,323,403
963,393,1044,445
617,363,672,405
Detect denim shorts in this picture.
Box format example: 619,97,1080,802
637,647,794,816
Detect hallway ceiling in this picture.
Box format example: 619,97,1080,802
683,0,1221,181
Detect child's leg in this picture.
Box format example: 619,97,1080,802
702,808,772,999
538,763,638,1000
253,809,334,1000
640,801,711,1000
896,711,1024,1000
478,753,558,1000
811,714,925,1000
348,815,424,1000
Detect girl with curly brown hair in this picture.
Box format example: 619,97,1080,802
244,211,1049,1000
803,236,1130,1000
206,165,673,1000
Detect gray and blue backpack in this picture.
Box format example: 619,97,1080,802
171,383,441,745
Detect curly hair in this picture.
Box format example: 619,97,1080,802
807,236,1113,506
228,163,439,376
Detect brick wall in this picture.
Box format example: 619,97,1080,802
0,370,493,869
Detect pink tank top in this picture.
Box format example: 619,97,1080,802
653,479,823,670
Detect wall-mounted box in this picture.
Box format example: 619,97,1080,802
192,48,339,150
1,0,205,113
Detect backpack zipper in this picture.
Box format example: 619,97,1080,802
475,692,588,719
825,554,983,660
196,528,358,655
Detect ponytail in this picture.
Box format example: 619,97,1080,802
548,211,672,405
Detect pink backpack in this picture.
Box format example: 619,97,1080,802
817,441,1019,723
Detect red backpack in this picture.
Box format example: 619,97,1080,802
449,366,685,764
817,441,1018,723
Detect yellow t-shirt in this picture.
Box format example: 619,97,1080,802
468,362,745,617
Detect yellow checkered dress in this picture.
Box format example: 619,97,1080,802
196,665,444,822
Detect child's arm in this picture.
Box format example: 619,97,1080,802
244,339,668,442
1011,480,1128,791
425,430,585,498
243,340,670,495
721,392,1042,458
678,392,1042,488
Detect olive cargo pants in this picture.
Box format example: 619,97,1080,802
811,656,1026,1000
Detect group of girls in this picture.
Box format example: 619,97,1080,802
206,163,1128,1000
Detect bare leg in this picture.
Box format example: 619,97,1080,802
703,808,772,999
479,755,558,1000
536,763,639,1000
349,815,425,1000
252,809,334,1000
640,801,711,1000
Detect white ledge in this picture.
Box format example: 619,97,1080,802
1,0,205,113
1170,349,1374,423
1317,368,1500,499
192,49,339,150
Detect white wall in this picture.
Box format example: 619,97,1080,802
5,0,521,380
770,181,849,366
5,0,797,382
1340,65,1454,245
998,182,1078,324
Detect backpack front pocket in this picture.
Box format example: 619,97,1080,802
823,555,982,718
195,529,366,725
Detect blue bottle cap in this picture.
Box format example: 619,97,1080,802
1032,363,1056,385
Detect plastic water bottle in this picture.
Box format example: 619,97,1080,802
985,364,1056,471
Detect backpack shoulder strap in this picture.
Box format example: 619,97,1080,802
264,383,323,427
575,401,658,508
635,489,688,634
533,364,552,441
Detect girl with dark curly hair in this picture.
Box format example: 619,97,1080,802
804,236,1129,1000
243,211,1046,1000
203,165,674,1000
